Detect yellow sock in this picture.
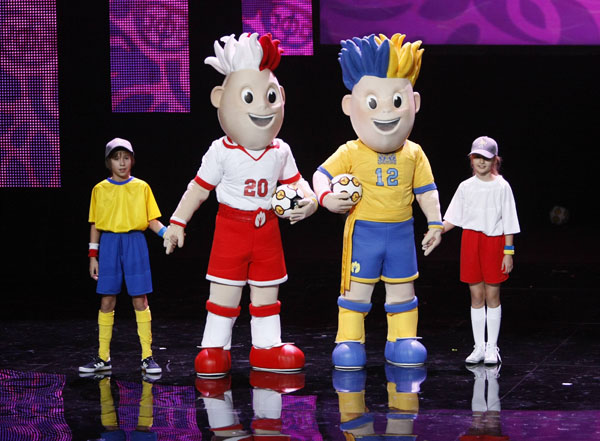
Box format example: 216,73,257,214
335,306,368,343
387,382,419,413
98,310,115,361
99,377,118,428
135,307,153,359
386,307,418,342
137,381,154,429
337,391,366,423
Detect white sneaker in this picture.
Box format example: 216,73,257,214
484,343,501,365
465,345,485,364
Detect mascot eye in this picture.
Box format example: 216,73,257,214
241,88,254,104
366,95,378,110
393,93,403,108
267,87,278,104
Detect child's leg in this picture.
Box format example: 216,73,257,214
99,295,117,361
132,295,152,359
484,284,501,348
468,283,486,347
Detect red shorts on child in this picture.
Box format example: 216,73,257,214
460,229,508,284
206,205,288,286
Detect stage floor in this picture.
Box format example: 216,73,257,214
1,241,599,440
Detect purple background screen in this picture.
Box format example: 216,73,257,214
110,0,191,113
320,0,600,45
0,0,61,188
242,0,314,55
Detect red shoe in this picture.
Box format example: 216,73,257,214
249,344,304,373
249,370,305,393
195,375,231,398
195,348,231,378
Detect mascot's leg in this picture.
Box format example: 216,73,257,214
196,301,240,378
333,296,371,370
385,363,426,436
249,286,304,372
384,283,427,366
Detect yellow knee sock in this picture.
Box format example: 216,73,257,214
99,377,118,428
335,306,368,343
135,307,153,360
387,382,419,413
137,380,154,429
98,310,115,361
386,299,419,342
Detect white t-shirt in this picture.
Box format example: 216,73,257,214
444,175,520,237
196,136,301,211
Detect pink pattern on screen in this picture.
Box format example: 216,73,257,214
110,0,191,113
243,0,313,56
0,0,61,187
320,0,600,45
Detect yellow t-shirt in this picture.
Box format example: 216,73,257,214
319,139,436,223
89,177,161,232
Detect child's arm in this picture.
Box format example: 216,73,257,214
89,223,100,281
148,219,166,237
163,180,211,254
502,234,514,274
312,170,355,214
442,220,456,234
415,189,443,256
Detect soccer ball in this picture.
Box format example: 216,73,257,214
271,183,305,218
331,174,362,203
549,205,569,225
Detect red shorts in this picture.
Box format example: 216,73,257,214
460,229,508,285
206,205,287,286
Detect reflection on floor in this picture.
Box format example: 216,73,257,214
1,251,599,440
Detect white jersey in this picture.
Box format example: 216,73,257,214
444,175,520,237
195,136,301,211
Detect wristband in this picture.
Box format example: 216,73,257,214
318,190,332,206
503,245,515,255
157,226,167,238
170,216,187,228
427,221,444,229
88,242,99,258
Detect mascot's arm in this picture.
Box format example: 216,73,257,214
312,170,355,214
416,189,443,256
163,180,211,254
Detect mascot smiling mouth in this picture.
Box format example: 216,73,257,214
249,113,274,127
373,118,400,132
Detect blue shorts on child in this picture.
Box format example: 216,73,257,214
97,231,153,296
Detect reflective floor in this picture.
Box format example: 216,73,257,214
1,228,599,440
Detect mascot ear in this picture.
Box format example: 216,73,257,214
341,94,352,116
414,91,421,114
280,85,286,104
211,86,224,109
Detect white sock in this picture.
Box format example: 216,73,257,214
486,305,502,347
471,307,486,347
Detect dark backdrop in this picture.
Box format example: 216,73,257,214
2,1,599,318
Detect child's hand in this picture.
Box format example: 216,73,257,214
289,197,318,224
501,254,513,274
89,257,99,281
163,225,185,254
421,229,442,256
322,193,356,214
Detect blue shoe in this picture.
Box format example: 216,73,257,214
385,338,427,367
141,356,162,374
385,364,427,393
332,342,366,370
332,368,367,393
78,356,112,373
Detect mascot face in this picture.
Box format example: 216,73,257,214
211,68,285,150
342,75,420,154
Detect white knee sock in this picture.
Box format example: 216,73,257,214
471,307,486,347
486,305,502,347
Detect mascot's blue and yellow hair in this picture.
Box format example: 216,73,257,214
339,33,424,91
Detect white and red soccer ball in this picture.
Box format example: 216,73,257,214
271,183,304,218
331,173,362,203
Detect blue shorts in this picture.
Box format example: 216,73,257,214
97,231,152,296
350,219,418,284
